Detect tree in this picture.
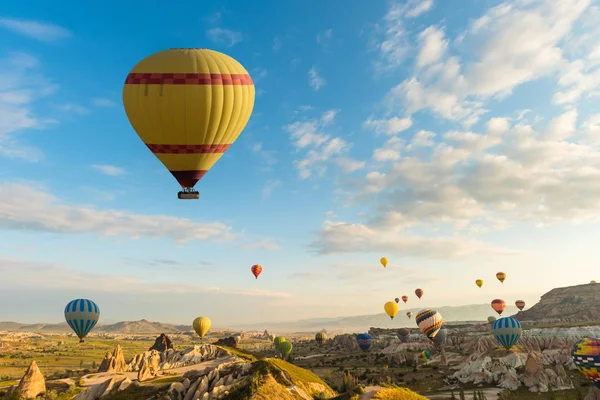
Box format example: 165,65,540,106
459,388,466,400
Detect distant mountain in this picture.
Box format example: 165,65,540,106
238,303,521,333
0,320,189,334
515,281,600,323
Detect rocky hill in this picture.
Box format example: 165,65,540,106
515,282,600,323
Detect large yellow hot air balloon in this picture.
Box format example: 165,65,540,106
193,316,211,338
384,301,399,319
475,279,483,288
380,257,388,268
122,48,255,199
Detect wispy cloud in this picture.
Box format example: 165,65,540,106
57,103,89,115
316,29,333,47
251,142,278,167
92,164,125,176
262,179,282,198
0,17,71,42
308,67,326,91
241,238,282,251
92,98,116,108
0,182,238,243
206,27,243,47
273,35,282,51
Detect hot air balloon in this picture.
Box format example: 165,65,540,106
571,337,600,388
315,332,327,345
419,350,431,360
384,301,399,319
273,336,286,350
406,312,413,319
475,279,483,288
433,326,447,347
496,272,506,283
415,288,424,299
64,299,100,343
491,299,506,316
251,264,262,279
592,280,597,284
394,297,400,304
356,333,373,351
279,340,293,360
491,317,522,350
487,316,497,324
380,257,388,268
397,328,410,343
122,48,255,199
192,316,211,339
416,309,443,339
402,295,408,304
515,300,525,311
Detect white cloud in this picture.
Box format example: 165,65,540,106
364,116,412,135
0,182,237,243
311,220,509,259
0,52,58,161
57,103,88,115
285,111,350,179
206,28,243,47
251,143,278,166
404,0,434,18
92,98,116,108
308,67,326,91
0,17,71,42
416,26,448,68
261,179,281,198
373,137,404,162
1,257,290,297
316,29,333,46
241,238,281,251
334,157,366,173
92,164,126,176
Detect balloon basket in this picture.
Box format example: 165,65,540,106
178,190,199,200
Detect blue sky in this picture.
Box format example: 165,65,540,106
1,0,600,329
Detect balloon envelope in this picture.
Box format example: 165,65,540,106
491,299,506,316
193,317,211,338
279,341,293,358
273,336,286,350
571,337,600,388
315,332,327,345
397,328,410,343
122,48,255,191
402,295,409,303
251,264,262,279
492,317,522,350
488,316,497,324
496,272,507,283
64,299,100,342
416,309,443,339
475,279,483,288
384,301,399,319
380,257,388,267
394,297,400,303
515,300,525,311
356,333,373,351
433,327,447,346
415,288,424,299
406,312,413,319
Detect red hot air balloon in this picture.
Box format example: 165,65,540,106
251,264,263,279
491,299,506,316
515,300,525,311
415,288,424,299
402,295,409,303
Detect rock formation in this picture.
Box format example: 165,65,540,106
127,344,231,373
16,360,46,399
586,386,600,400
214,336,238,348
73,376,133,400
97,344,127,373
515,282,600,323
149,333,174,352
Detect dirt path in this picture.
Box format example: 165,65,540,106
359,386,383,399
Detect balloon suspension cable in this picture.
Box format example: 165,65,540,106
178,187,200,200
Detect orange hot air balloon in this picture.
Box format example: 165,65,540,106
251,264,262,279
491,299,506,316
515,300,525,311
496,272,506,283
122,48,255,199
401,295,408,304
415,288,424,299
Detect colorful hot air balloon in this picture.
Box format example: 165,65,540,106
397,328,410,343
384,301,399,319
433,327,447,347
515,300,525,311
356,333,373,351
251,264,262,279
273,336,286,350
416,309,443,339
475,279,483,288
406,311,413,319
64,299,100,343
496,272,506,283
192,316,211,339
415,288,424,299
488,316,497,324
419,350,431,359
395,297,400,304
491,299,506,316
402,295,409,304
315,332,327,345
380,257,388,268
122,48,255,199
279,340,293,359
571,337,600,388
491,317,522,350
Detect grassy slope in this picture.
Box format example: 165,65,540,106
373,387,429,400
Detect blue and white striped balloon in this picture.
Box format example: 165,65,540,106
64,299,100,342
492,316,522,350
